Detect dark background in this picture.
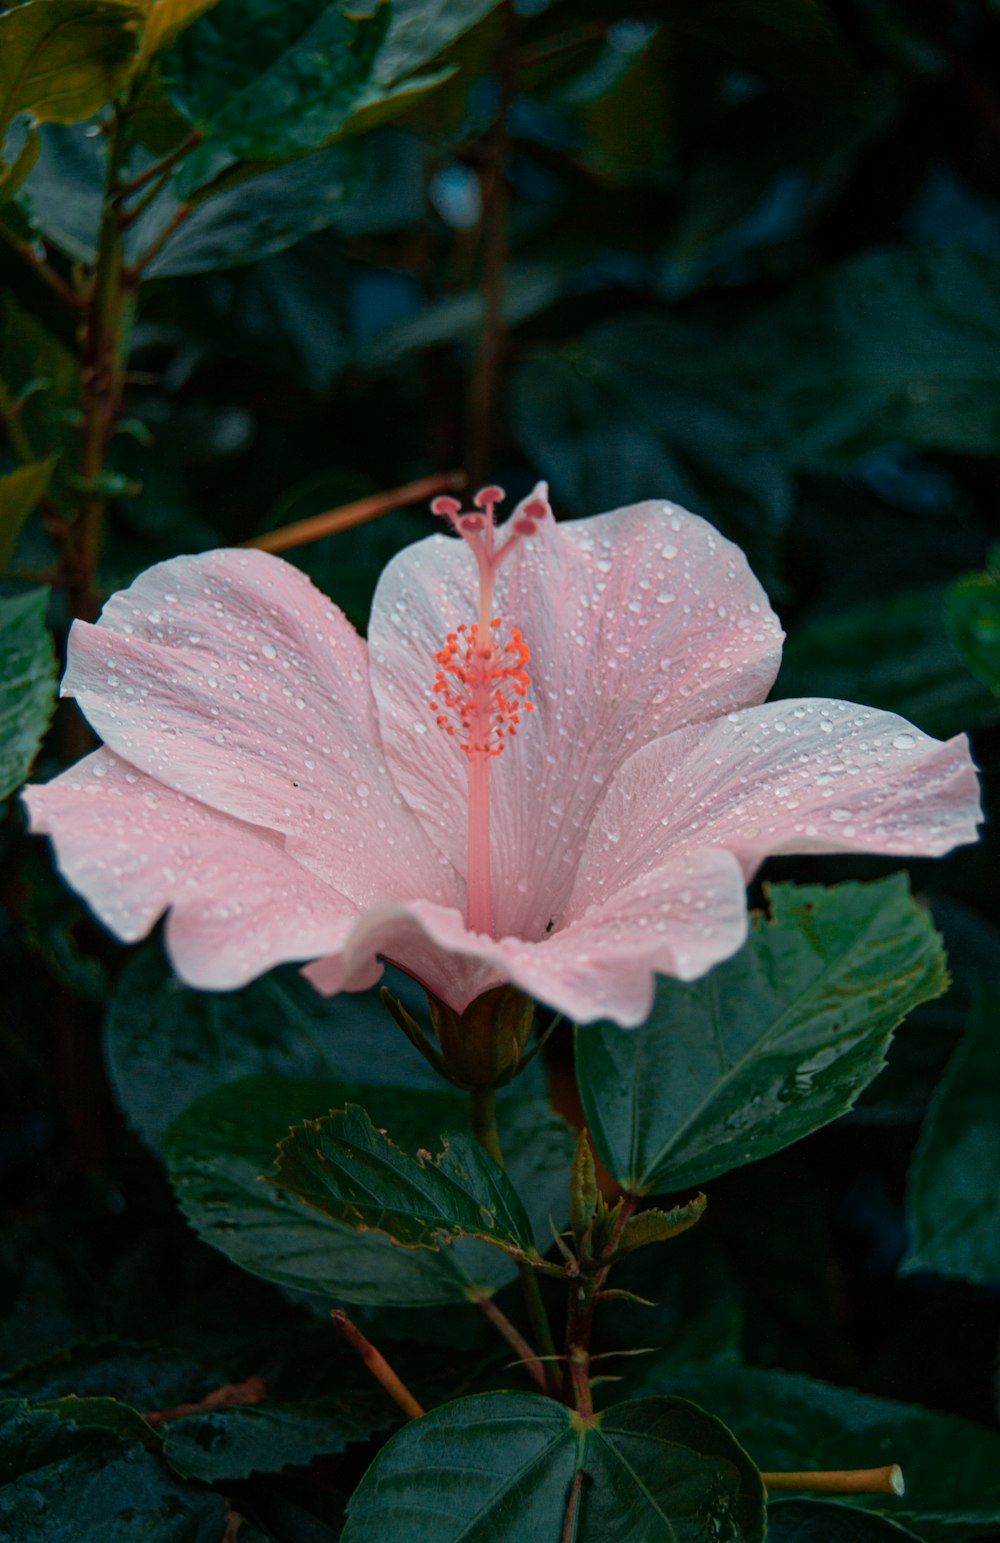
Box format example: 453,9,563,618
1,0,999,1534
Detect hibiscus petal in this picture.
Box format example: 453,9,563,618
302,847,748,1028
62,549,458,911
569,698,982,914
23,750,358,988
368,496,783,941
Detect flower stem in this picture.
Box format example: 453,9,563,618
762,1467,904,1497
467,1087,561,1396
330,1309,425,1420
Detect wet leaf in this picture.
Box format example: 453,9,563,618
0,588,56,801
902,992,1000,1283
576,877,948,1194
342,1392,765,1543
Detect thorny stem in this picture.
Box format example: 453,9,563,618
563,1192,638,1412
330,1309,426,1420
762,1467,905,1497
466,0,515,489
474,1293,549,1395
244,470,467,554
468,1087,562,1396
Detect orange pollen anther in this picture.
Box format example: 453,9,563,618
430,620,533,757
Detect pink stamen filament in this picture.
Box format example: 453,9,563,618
429,486,545,935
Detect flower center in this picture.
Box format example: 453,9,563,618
428,483,549,935
430,621,532,757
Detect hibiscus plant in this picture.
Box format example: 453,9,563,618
2,2,999,1541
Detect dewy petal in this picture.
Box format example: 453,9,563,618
302,847,749,1029
568,698,982,914
62,549,458,912
369,496,783,940
23,750,361,989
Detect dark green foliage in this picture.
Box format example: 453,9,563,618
635,1365,1000,1533
2,0,1000,1535
342,1392,766,1543
164,1075,574,1304
0,588,56,800
576,878,947,1194
903,993,1000,1284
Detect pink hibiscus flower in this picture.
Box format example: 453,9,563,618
24,488,981,1029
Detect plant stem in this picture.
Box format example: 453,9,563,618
0,225,83,310
474,1293,548,1395
128,199,192,277
467,1,515,488
467,1085,562,1396
562,1193,638,1411
469,1085,504,1165
112,129,202,203
330,1309,426,1420
560,1468,587,1543
245,470,466,555
762,1467,904,1497
71,106,133,619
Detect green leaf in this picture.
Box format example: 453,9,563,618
104,941,443,1152
138,0,219,65
0,588,56,801
163,1075,574,1306
902,992,1000,1283
766,1501,924,1543
0,0,144,142
0,458,54,568
617,1195,707,1255
271,1104,535,1256
0,295,80,494
637,1365,1000,1533
0,1397,227,1541
778,586,999,740
576,877,948,1195
742,247,1000,469
161,1393,389,1482
163,0,389,185
510,314,794,583
342,1391,765,1543
945,545,1000,695
164,0,503,188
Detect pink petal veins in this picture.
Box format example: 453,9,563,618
23,750,359,989
568,698,982,918
368,496,783,941
61,548,459,913
301,846,748,1027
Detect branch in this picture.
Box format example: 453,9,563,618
331,1309,426,1420
474,1292,548,1395
144,1375,266,1427
244,470,466,555
112,130,203,204
762,1467,905,1497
